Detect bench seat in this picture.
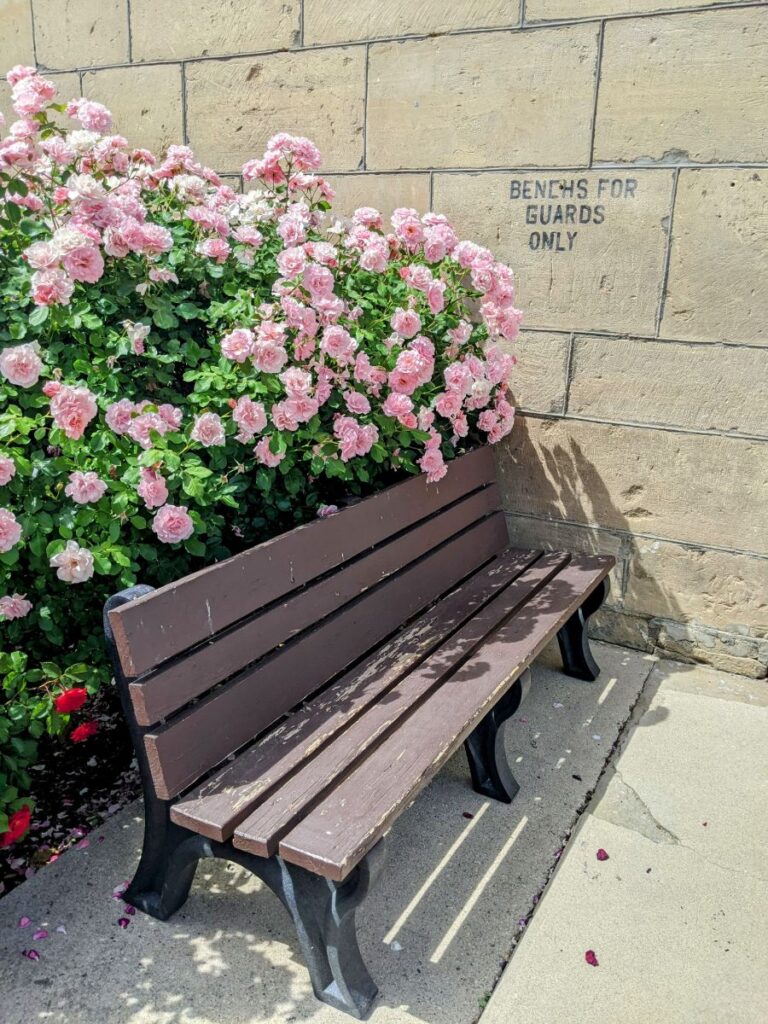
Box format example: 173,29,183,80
104,446,613,1018
172,548,610,881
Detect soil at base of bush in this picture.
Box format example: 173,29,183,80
0,686,140,899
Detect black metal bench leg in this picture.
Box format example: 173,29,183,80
125,799,202,920
556,578,611,682
278,843,385,1019
464,669,531,803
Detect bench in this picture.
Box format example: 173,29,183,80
103,446,613,1018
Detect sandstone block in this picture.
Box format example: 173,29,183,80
594,8,768,163
569,335,768,435
328,173,430,220
661,169,768,345
83,65,183,157
130,0,299,62
33,0,128,69
433,170,673,334
304,0,516,45
527,0,744,20
496,415,768,554
0,0,34,73
186,49,365,173
625,540,768,634
367,26,598,170
502,331,570,415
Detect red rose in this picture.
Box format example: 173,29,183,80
70,721,98,743
54,687,88,715
0,805,31,848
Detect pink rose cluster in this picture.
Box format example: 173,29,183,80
105,398,183,449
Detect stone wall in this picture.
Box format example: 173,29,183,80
1,0,766,674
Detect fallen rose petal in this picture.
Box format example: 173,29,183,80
18,916,31,928
76,838,90,849
585,950,599,967
596,848,609,861
32,929,48,940
22,949,40,961
56,925,67,934
462,811,474,820
123,905,136,915
553,701,564,709
117,917,130,929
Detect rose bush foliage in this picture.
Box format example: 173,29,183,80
0,67,522,845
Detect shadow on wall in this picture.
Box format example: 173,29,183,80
495,415,684,654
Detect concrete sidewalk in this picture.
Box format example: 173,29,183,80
480,659,768,1024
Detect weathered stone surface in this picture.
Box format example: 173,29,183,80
527,0,746,20
654,620,768,678
130,0,299,62
83,65,183,157
367,25,598,170
569,335,768,435
497,415,768,554
433,170,673,334
0,0,34,72
33,0,129,69
186,49,365,173
662,169,768,345
304,0,516,45
626,540,768,633
594,8,768,163
500,331,570,415
328,173,430,220
504,511,625,597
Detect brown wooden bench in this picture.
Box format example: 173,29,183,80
103,446,613,1018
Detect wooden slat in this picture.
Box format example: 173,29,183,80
145,512,510,799
271,555,614,880
171,547,543,840
109,446,496,677
130,484,501,726
232,552,571,857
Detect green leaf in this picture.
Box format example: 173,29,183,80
28,305,49,327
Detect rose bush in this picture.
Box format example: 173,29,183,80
0,67,522,847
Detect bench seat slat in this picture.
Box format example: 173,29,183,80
109,445,496,677
232,552,571,857
145,512,510,799
130,483,501,726
267,555,614,881
170,546,542,840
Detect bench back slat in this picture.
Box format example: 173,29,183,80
145,509,509,799
108,445,497,678
129,482,500,726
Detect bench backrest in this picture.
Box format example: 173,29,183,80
106,446,508,800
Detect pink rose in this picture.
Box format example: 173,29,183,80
0,344,43,387
220,328,254,363
0,508,22,553
49,540,94,583
152,504,194,544
321,325,357,364
427,280,446,314
0,593,32,620
24,241,59,269
62,245,104,284
232,396,267,441
252,342,288,374
280,367,312,396
31,269,74,306
50,385,98,440
276,246,307,278
390,308,421,339
196,237,230,263
254,436,285,468
419,447,447,483
0,457,15,486
105,398,135,435
67,99,112,134
344,390,371,415
137,467,169,510
435,391,463,419
191,412,225,447
65,471,107,504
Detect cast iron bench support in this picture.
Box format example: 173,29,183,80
103,448,614,1019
